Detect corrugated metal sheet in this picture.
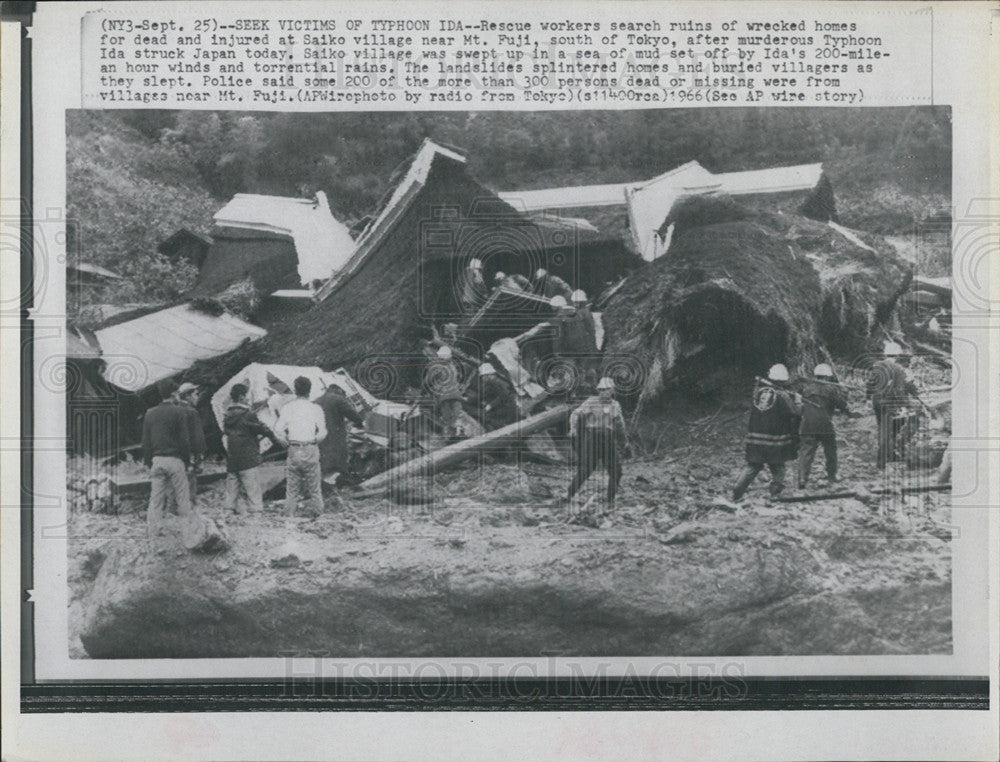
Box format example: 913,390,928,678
94,304,267,392
213,191,355,284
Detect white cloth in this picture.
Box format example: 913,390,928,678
274,398,327,443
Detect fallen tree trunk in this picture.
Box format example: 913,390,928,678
912,276,952,298
360,404,570,492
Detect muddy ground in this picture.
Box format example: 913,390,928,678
68,381,951,659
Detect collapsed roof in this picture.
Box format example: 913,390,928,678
191,191,355,296
601,195,909,401
93,303,267,392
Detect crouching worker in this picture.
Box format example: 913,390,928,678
274,376,327,517
567,376,629,511
223,383,278,514
732,364,802,501
797,363,849,489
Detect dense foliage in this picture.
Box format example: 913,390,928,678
67,107,950,318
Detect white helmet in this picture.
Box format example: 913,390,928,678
813,363,834,378
597,376,615,390
767,364,790,382
479,362,496,376
469,258,482,270
535,268,547,279
549,295,568,308
883,341,903,357
494,271,506,282
571,289,587,303
436,345,453,360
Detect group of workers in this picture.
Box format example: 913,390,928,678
731,340,925,501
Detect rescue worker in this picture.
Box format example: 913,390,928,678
459,258,487,314
866,341,920,470
222,383,278,514
546,295,579,396
533,268,573,301
175,382,207,508
274,376,327,517
142,379,196,539
493,270,532,294
316,383,365,484
427,345,465,440
797,363,849,489
732,364,803,501
569,289,599,390
567,376,629,511
476,362,518,431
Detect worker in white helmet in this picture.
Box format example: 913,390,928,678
426,345,464,440
474,362,517,431
866,340,920,469
732,364,803,501
797,362,849,488
567,376,629,519
533,267,573,301
459,257,487,314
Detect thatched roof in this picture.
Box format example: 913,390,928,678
602,195,910,401
189,226,299,297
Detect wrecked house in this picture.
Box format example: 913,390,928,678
602,194,910,401
188,191,355,299
91,303,268,444
254,139,632,394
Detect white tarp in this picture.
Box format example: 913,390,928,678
214,191,356,284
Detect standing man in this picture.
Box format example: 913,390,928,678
534,268,573,301
317,383,365,485
866,341,920,470
797,363,849,489
175,382,206,507
142,379,194,539
459,258,487,315
274,376,327,517
567,376,629,512
426,345,465,440
732,364,803,501
569,289,600,391
222,383,277,514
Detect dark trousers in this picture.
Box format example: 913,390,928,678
568,428,621,505
798,434,837,486
733,461,786,501
875,405,909,469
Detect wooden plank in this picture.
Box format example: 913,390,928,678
360,405,570,492
774,491,858,503
871,483,950,495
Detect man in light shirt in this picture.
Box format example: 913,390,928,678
274,376,328,517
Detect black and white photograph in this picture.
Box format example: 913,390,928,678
63,107,955,659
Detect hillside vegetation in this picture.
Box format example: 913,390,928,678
67,108,951,317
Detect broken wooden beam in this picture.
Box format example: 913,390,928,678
359,404,570,492
774,490,858,503
871,483,950,495
912,276,952,298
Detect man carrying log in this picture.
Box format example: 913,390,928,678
567,376,629,513
533,268,573,301
866,341,921,470
223,383,278,514
797,363,849,489
274,376,327,517
732,364,803,501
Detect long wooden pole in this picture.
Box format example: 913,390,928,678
360,404,570,492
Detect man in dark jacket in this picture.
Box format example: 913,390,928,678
797,363,849,488
223,383,277,514
175,382,207,508
475,362,518,431
866,341,920,469
317,384,365,482
142,379,194,537
732,364,803,501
